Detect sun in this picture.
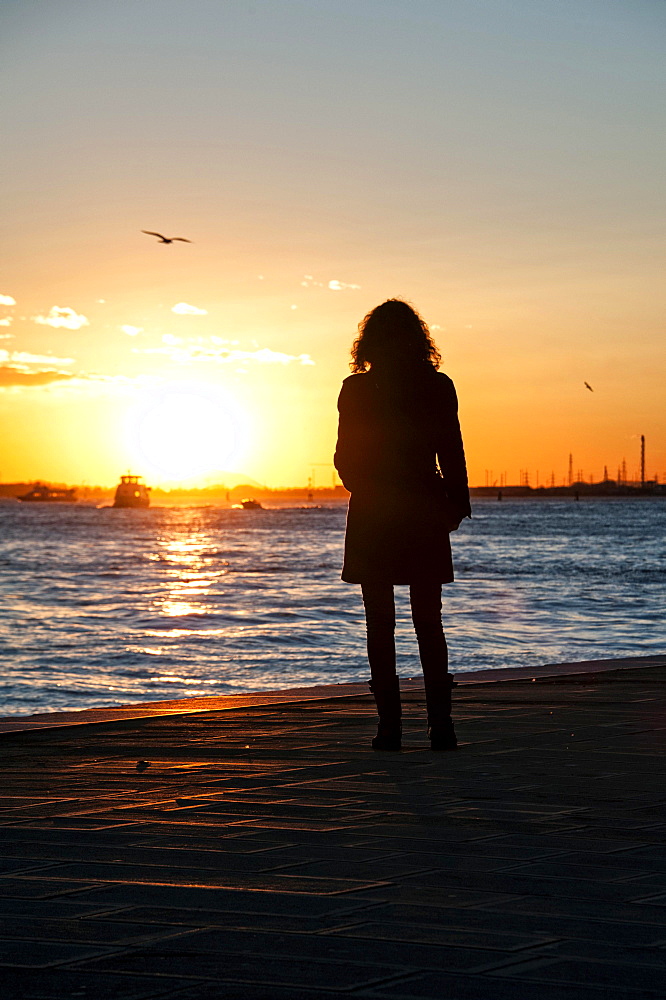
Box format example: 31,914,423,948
129,386,242,481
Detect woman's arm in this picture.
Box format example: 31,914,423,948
333,377,364,492
435,378,472,521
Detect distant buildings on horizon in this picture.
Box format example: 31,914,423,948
1,478,664,502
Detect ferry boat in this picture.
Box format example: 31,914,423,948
17,483,77,503
113,474,151,508
232,497,263,510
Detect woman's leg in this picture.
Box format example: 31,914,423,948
362,582,397,683
409,582,457,749
361,582,401,748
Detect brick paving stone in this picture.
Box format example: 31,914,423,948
161,985,348,1000
344,823,513,843
109,924,509,972
124,834,289,853
326,919,557,952
614,846,666,864
0,968,196,999
106,904,370,933
621,873,666,890
631,892,666,907
0,827,148,847
0,897,121,919
267,844,406,863
265,859,437,878
78,948,409,991
535,938,666,965
368,887,526,912
362,902,666,946
0,858,57,876
4,817,152,832
0,663,663,998
499,859,666,882
37,860,388,893
353,837,567,861
478,893,666,923
0,878,104,898
0,915,199,946
488,955,666,994
0,937,119,967
389,870,652,902
71,883,380,916
1,842,305,870
478,833,657,854
369,970,649,999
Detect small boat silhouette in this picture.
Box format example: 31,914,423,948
113,475,151,508
232,497,263,510
17,483,77,503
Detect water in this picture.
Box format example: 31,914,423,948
0,497,664,716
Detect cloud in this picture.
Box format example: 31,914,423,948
135,339,314,366
120,325,143,336
4,351,74,366
243,348,314,365
0,367,75,387
171,302,207,316
0,350,76,387
33,306,90,330
0,317,13,327
0,367,76,387
0,360,162,394
328,279,361,291
0,294,16,306
300,274,361,291
0,333,14,340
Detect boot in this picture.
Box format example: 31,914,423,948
425,673,458,751
369,675,402,751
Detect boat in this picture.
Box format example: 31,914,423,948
232,497,263,510
113,474,151,508
17,483,77,503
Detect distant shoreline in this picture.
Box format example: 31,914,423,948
471,483,665,498
0,481,664,504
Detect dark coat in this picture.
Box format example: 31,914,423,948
334,367,471,584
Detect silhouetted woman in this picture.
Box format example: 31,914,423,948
334,300,471,751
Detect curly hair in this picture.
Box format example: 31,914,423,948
350,299,441,373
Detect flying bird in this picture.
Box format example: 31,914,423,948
141,231,192,244
584,381,594,392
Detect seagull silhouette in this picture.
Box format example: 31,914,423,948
142,231,192,244
584,381,594,392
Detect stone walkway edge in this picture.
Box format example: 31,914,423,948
1,654,664,737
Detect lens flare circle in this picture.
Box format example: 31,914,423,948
132,387,238,480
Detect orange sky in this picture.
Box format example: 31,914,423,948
1,1,664,487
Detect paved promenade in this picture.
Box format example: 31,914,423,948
1,659,665,999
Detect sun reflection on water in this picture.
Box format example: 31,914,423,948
153,517,224,624
161,600,208,618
